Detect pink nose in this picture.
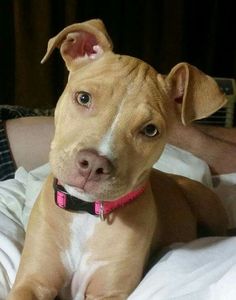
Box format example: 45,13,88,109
77,150,112,181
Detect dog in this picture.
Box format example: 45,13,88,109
8,19,228,300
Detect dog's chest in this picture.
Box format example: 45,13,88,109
60,213,103,299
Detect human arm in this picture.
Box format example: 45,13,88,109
6,117,54,171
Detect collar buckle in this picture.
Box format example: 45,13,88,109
99,201,105,221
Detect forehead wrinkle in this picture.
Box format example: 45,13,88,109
140,68,168,122
125,64,158,99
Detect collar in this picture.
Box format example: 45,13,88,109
53,178,146,220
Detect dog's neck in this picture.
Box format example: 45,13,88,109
54,179,147,220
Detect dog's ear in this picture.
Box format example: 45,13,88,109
166,63,227,125
41,19,113,71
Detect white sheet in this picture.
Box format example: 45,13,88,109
0,145,236,299
129,237,236,300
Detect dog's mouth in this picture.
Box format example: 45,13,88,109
63,177,129,202
50,146,148,202
51,155,149,202
63,183,98,202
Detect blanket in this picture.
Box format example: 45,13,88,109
0,145,236,299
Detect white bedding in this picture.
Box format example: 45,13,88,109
0,144,236,300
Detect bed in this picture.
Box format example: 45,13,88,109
0,144,236,300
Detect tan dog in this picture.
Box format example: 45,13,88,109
8,19,228,300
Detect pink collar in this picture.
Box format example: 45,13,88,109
53,179,146,220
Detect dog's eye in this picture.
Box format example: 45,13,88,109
141,124,159,137
75,91,92,107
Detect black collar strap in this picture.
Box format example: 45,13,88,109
53,179,96,215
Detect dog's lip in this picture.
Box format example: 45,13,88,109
64,184,97,202
69,185,84,193
63,183,85,194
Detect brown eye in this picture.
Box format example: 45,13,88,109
75,91,92,107
142,124,159,137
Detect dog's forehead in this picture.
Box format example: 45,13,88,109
69,54,159,93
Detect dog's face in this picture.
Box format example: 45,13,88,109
42,19,226,201
50,53,168,200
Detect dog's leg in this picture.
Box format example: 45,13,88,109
174,175,228,236
7,234,65,300
7,177,68,300
7,231,66,300
7,285,56,300
85,295,129,300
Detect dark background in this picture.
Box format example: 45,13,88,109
0,0,235,108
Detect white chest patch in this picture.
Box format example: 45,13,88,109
59,213,104,300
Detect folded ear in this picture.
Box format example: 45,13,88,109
166,63,227,125
41,19,113,71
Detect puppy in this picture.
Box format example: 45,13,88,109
8,19,228,300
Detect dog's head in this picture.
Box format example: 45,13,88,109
42,19,226,201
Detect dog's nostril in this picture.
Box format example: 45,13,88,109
77,150,113,179
96,168,104,175
80,160,89,168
